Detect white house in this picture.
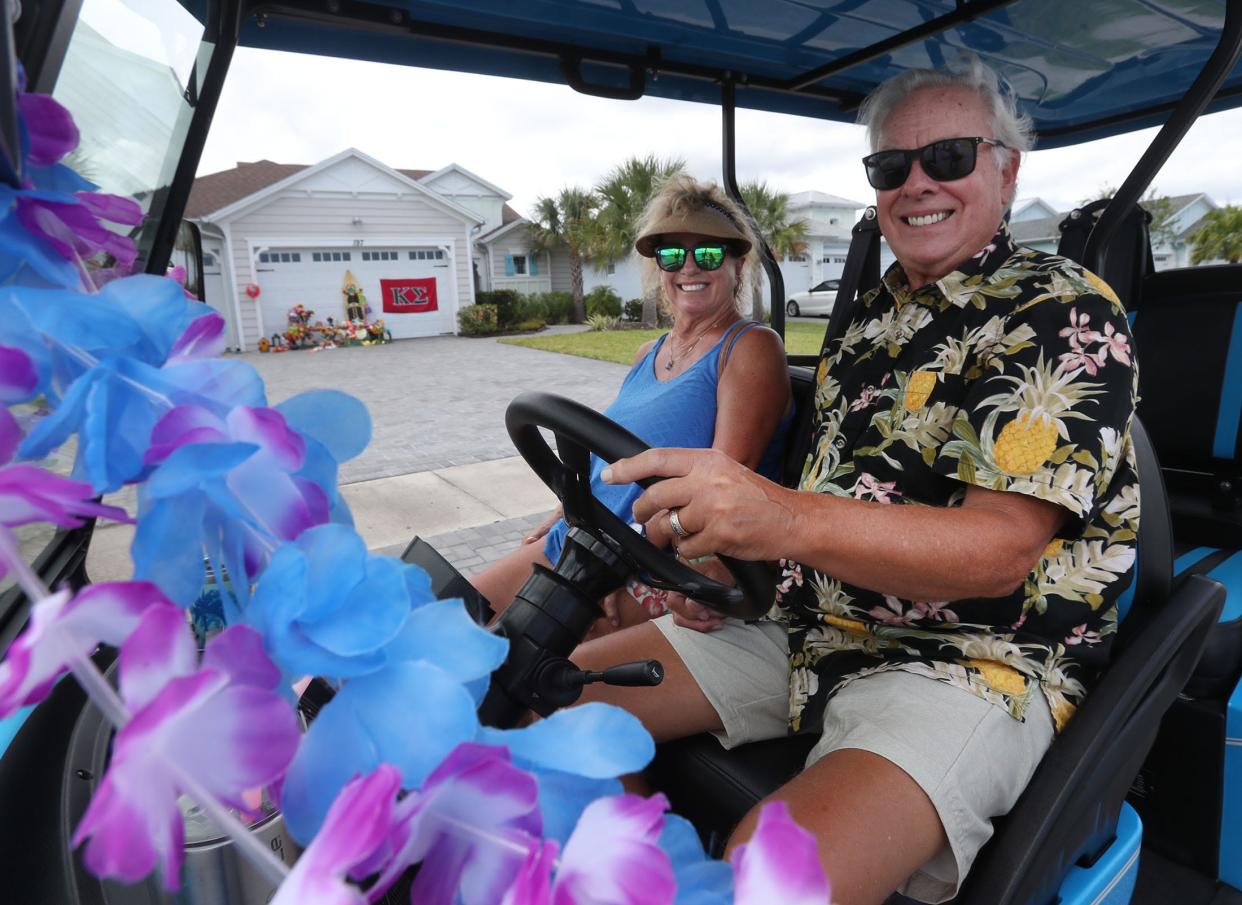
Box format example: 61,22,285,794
1009,194,1219,269
188,150,535,350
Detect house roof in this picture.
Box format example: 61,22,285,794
1010,214,1063,244
186,157,521,223
1008,192,1220,247
787,190,867,209
477,217,529,245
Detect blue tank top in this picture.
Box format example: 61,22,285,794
544,321,792,563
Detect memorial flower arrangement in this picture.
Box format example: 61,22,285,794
0,78,833,904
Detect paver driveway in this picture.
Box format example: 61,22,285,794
247,331,628,484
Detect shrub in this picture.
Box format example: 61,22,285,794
520,291,573,325
622,299,643,321
458,303,498,336
586,313,621,332
513,318,546,332
584,285,622,318
475,289,521,327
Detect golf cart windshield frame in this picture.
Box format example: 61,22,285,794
4,0,1242,633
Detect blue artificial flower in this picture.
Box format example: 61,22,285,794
131,404,338,606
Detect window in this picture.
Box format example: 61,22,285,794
362,250,397,261
410,250,444,260
203,253,216,266
788,253,808,262
513,255,527,275
606,263,616,275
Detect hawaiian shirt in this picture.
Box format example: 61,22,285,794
775,222,1140,736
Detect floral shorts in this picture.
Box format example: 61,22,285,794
624,578,671,618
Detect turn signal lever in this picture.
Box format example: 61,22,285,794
531,658,664,712
480,527,644,726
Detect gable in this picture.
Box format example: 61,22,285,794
298,156,418,196
1011,198,1059,223
423,169,502,198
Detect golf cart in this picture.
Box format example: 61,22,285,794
3,1,1242,904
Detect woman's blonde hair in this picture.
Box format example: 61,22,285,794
635,174,761,315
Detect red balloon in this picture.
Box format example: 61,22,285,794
245,283,261,298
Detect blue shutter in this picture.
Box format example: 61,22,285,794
529,254,539,276
504,254,515,276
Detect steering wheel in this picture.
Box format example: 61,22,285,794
505,391,774,620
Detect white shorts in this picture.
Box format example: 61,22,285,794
652,614,1055,903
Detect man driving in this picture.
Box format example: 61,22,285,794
572,58,1139,905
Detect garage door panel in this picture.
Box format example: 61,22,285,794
254,246,454,342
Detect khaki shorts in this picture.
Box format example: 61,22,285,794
652,614,1055,904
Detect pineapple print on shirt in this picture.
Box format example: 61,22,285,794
778,222,1139,738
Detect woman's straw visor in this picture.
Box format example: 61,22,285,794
635,203,753,257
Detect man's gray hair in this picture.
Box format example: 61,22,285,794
857,56,1035,158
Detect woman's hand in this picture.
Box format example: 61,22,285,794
523,506,563,545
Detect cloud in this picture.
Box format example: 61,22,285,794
199,47,1242,218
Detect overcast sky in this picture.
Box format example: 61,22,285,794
199,47,1242,220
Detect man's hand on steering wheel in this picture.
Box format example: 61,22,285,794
603,447,796,564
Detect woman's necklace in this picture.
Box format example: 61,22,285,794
664,311,735,372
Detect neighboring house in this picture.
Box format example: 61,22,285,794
188,149,530,350
776,190,868,298
1009,194,1219,269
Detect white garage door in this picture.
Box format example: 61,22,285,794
254,246,454,341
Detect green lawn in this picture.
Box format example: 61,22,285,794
500,320,827,365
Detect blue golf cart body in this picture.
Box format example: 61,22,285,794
3,1,1242,903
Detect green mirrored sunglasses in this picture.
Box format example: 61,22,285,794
653,243,729,272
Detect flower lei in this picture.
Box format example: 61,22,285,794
0,80,833,904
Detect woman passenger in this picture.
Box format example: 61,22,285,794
472,174,793,632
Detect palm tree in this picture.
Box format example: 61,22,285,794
595,156,685,325
1190,204,1242,264
739,180,809,322
527,187,599,323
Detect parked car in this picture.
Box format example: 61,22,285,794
786,279,839,317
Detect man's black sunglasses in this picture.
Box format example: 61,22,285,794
862,137,1008,191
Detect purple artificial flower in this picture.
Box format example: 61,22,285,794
0,344,40,463
0,344,38,404
549,793,676,905
476,702,655,847
269,765,403,905
3,86,143,278
0,581,167,718
17,189,144,270
361,743,543,905
17,91,79,167
0,464,130,530
0,409,20,466
500,840,558,905
167,311,226,361
72,608,300,889
731,801,831,905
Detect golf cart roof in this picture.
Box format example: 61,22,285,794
216,0,1242,149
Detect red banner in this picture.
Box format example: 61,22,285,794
380,277,438,314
